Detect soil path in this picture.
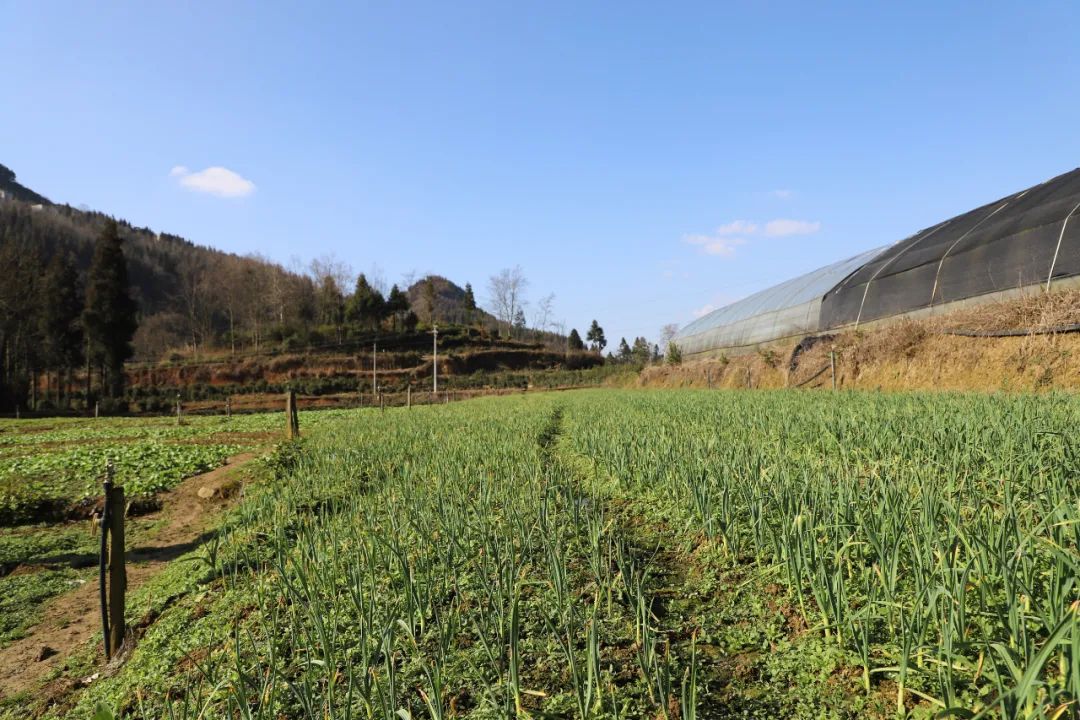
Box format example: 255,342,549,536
0,452,257,700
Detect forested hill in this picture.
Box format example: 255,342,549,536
0,163,505,361
0,163,50,205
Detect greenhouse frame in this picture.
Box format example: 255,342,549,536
676,167,1080,357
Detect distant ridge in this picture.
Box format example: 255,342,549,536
0,163,50,205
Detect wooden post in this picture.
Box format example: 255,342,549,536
95,401,99,419
226,396,232,418
407,385,412,408
106,483,126,658
175,394,182,425
100,461,126,662
830,349,837,391
379,392,384,412
285,389,300,439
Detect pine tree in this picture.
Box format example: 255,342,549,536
39,253,83,405
666,341,683,365
346,274,385,330
83,220,137,400
463,282,477,324
568,328,585,351
617,337,631,361
632,336,651,364
512,307,527,336
423,278,437,323
386,284,410,332
586,320,606,352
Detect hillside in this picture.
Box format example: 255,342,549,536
0,162,589,413
643,286,1080,393
0,164,49,205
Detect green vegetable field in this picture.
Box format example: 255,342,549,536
6,390,1080,718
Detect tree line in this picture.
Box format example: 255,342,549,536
0,190,647,411
0,220,137,411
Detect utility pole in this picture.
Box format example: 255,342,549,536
432,324,439,393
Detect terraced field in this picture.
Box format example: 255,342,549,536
4,390,1080,718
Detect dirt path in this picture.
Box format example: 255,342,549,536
0,452,257,700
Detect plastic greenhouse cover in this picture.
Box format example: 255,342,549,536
821,167,1080,328
676,245,889,340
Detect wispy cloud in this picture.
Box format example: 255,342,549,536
763,218,820,236
713,220,758,236
693,303,717,318
170,165,256,198
684,216,820,257
770,189,794,199
683,232,747,257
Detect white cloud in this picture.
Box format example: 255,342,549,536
683,232,746,257
693,303,717,318
714,220,757,236
770,189,793,199
170,165,256,198
684,217,820,257
763,219,820,237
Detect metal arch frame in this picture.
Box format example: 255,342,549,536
1047,199,1080,291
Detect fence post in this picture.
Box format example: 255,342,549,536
95,401,99,419
106,482,126,657
285,389,300,439
379,392,384,412
407,385,412,409
226,396,232,417
830,349,837,391
175,393,182,426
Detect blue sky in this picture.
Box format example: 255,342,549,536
4,2,1080,345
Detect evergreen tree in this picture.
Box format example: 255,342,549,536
422,278,437,323
463,282,477,323
346,274,385,330
386,284,410,331
568,328,585,351
512,307,527,336
586,320,606,352
83,220,138,399
632,336,651,364
0,240,44,409
666,341,683,365
39,252,83,404
617,337,631,361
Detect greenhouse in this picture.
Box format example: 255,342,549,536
673,246,887,356
677,167,1080,357
821,167,1080,328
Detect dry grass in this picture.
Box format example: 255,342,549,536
933,287,1080,334
645,288,1080,393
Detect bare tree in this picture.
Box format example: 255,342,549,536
487,266,529,337
533,293,556,334
309,254,353,292
367,263,388,296
660,323,680,349
309,254,352,342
